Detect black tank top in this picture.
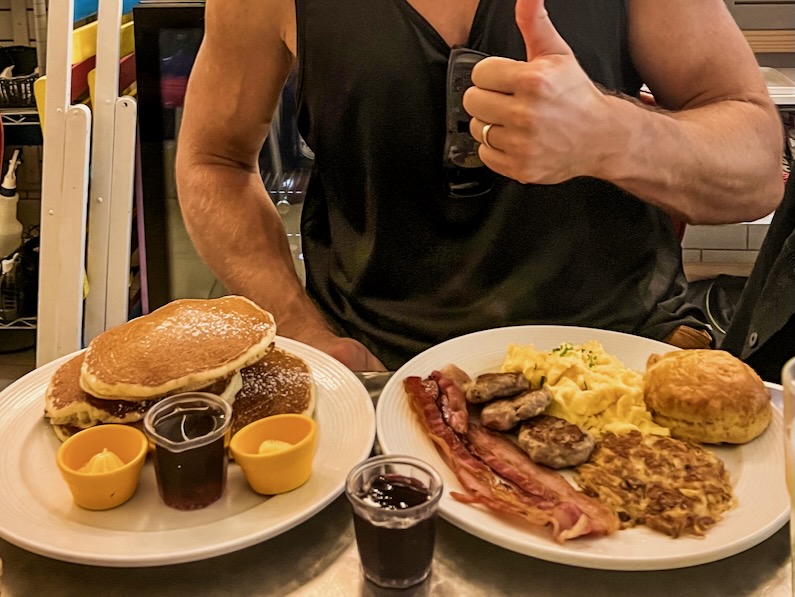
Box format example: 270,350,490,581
295,0,705,369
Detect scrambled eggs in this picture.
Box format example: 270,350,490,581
500,341,668,437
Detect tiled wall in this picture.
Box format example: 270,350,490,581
0,0,38,47
682,220,770,265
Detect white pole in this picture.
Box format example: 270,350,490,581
83,0,123,344
37,0,91,366
105,96,137,328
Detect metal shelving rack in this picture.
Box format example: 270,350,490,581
1,107,40,125
0,109,41,335
1,107,43,146
0,0,44,339
0,316,36,331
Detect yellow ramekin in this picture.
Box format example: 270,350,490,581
56,424,148,510
230,414,318,495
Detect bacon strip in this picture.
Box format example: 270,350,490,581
404,375,619,541
431,367,469,434
466,425,619,538
403,377,563,530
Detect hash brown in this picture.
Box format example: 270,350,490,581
575,431,736,538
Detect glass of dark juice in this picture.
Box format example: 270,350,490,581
143,392,232,510
345,455,443,589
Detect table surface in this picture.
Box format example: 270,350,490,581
0,374,792,597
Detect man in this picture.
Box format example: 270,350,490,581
176,0,783,371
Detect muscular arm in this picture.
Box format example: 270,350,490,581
466,0,783,224
176,0,385,370
601,0,784,224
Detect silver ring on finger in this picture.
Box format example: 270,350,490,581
481,123,495,149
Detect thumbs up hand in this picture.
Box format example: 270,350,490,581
463,0,611,185
516,0,570,60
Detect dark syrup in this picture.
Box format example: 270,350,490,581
353,474,436,585
152,407,228,510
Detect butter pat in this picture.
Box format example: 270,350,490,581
79,448,125,473
257,439,293,455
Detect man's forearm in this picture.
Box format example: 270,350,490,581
177,162,333,339
598,93,784,225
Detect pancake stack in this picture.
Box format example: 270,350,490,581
44,296,277,440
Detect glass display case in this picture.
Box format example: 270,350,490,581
134,0,310,310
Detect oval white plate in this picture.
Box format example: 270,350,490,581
377,325,789,571
0,337,375,567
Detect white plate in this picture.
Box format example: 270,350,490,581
376,325,789,571
0,337,375,567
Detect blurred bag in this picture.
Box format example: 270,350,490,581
720,172,795,382
683,274,748,346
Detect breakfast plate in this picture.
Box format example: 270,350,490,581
0,337,376,567
376,325,789,571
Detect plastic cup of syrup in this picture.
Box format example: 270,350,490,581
345,455,443,589
143,392,232,510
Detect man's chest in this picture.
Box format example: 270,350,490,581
405,0,481,47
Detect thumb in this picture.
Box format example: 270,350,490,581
516,0,572,60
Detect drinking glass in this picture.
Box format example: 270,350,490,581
782,356,795,591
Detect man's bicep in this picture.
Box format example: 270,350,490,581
626,0,769,110
179,0,295,170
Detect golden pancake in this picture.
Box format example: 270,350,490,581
232,346,315,436
44,352,242,440
51,424,84,442
45,353,158,430
52,421,148,443
80,296,276,400
45,354,91,422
